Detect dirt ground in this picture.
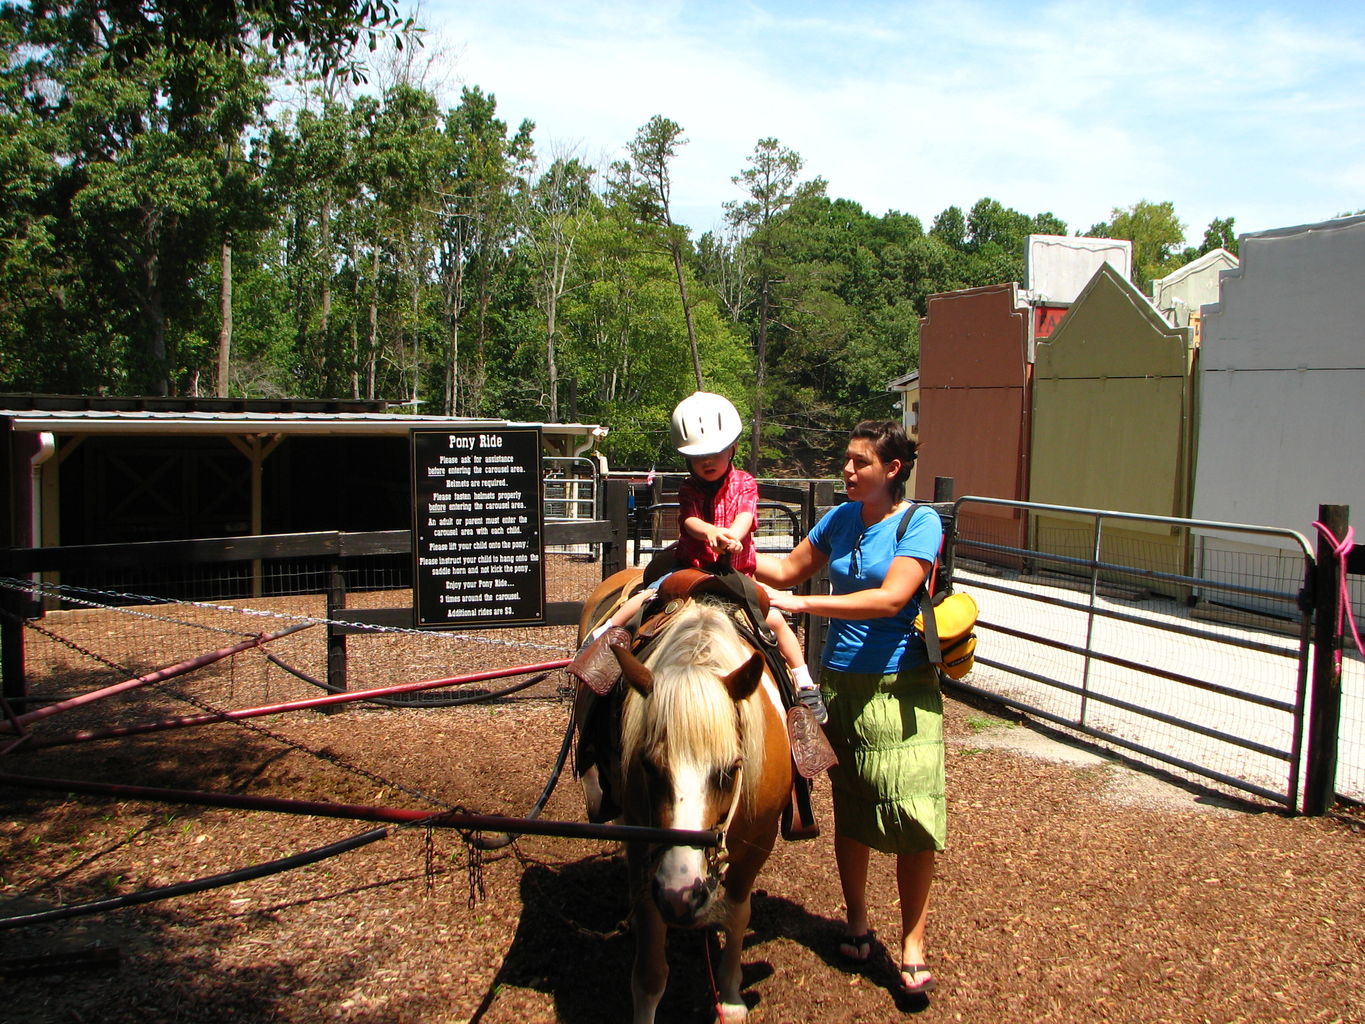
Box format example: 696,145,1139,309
2,560,1363,1024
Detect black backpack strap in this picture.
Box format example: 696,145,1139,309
897,505,944,665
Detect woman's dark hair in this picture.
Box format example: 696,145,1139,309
849,419,917,503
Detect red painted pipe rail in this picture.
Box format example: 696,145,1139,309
8,658,572,751
0,622,316,732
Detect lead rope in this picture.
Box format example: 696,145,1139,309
704,927,723,1018
702,762,745,1017
1312,521,1363,675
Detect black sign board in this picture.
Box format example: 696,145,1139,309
411,427,545,628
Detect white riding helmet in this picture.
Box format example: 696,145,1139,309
670,391,743,457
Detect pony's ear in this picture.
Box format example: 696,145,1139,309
612,640,654,695
721,653,765,702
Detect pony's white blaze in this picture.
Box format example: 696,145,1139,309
654,759,712,919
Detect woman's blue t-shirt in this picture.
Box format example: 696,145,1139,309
806,501,943,674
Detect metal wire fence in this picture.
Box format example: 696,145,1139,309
4,547,599,719
5,483,1360,813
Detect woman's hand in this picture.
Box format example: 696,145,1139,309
758,581,803,613
793,555,931,621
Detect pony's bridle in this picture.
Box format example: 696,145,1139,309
705,760,745,876
639,758,745,883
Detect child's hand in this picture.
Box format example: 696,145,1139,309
710,526,743,553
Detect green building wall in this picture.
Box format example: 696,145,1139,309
1029,263,1197,596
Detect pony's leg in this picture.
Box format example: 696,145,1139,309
715,893,751,1023
631,902,669,1024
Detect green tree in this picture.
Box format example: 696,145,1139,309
1089,199,1187,288
368,84,445,407
725,137,826,472
695,225,752,325
438,86,534,414
517,154,596,421
267,88,362,395
611,115,703,390
757,196,919,459
930,206,966,249
1199,216,1238,257
11,1,414,81
0,0,406,395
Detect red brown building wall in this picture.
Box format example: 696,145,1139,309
915,283,1033,562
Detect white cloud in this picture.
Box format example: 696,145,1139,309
418,0,1365,241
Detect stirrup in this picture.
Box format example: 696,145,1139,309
568,626,632,696
786,706,837,778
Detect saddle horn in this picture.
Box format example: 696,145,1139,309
611,639,654,695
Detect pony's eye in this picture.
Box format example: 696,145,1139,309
642,756,669,792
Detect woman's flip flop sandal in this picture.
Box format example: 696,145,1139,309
899,962,938,996
838,930,875,964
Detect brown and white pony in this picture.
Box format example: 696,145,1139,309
576,570,793,1024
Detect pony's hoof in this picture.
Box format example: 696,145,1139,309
716,1001,748,1024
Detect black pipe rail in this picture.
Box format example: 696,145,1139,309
0,771,722,848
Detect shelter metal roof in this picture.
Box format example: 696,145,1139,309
0,397,607,443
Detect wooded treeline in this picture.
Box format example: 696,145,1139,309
0,3,1238,471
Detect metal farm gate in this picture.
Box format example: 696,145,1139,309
946,496,1361,814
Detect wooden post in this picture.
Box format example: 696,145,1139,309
1,416,25,702
802,481,831,667
1303,503,1348,815
325,557,348,706
932,476,956,592
601,478,629,579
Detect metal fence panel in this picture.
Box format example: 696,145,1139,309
946,496,1342,811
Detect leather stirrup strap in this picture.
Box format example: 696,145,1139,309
781,776,820,841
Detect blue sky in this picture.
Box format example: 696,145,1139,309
416,0,1365,244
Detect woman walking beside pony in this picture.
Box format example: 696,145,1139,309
755,419,945,998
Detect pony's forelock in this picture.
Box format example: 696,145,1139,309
620,600,767,807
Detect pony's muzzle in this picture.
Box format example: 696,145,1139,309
652,851,718,925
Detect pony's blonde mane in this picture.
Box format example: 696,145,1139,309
620,599,768,807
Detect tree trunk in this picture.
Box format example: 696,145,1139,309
670,239,703,390
409,266,421,409
318,198,332,388
749,272,770,475
349,238,361,399
216,237,232,397
443,259,464,416
144,256,169,397
546,298,558,423
366,248,379,400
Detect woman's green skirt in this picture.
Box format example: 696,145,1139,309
821,663,946,854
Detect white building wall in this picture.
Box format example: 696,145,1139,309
1151,248,1239,327
1024,235,1133,304
1191,216,1365,614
